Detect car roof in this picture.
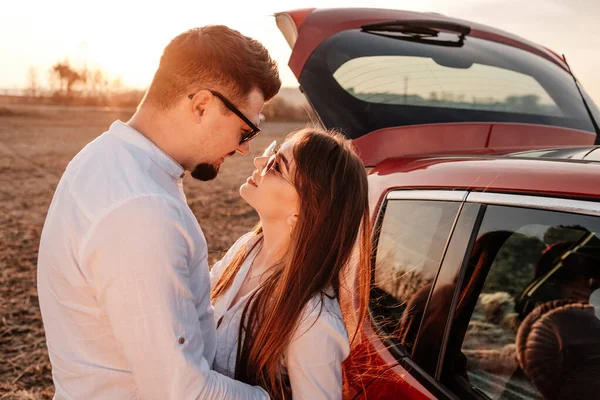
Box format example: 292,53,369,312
369,154,600,201
506,146,600,160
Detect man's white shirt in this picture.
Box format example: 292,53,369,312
37,121,268,399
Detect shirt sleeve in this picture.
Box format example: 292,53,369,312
81,195,269,400
285,299,350,400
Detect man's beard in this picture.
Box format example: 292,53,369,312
190,163,220,181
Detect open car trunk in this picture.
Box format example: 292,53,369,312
275,8,599,165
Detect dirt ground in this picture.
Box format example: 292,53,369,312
0,105,304,399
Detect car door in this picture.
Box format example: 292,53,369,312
437,192,600,400
350,190,470,399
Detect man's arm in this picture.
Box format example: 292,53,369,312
81,195,268,400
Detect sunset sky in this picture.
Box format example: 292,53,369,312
2,0,599,102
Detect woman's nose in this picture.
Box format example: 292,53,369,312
254,156,267,171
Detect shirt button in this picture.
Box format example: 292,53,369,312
178,337,185,345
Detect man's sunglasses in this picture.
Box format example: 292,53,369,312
187,90,261,144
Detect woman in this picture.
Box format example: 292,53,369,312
210,127,371,399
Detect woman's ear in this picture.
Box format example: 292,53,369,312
286,214,298,230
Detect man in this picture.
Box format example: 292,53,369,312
37,25,280,399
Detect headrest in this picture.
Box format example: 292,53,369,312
516,301,600,399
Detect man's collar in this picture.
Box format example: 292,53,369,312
110,120,185,179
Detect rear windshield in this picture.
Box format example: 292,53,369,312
299,29,598,139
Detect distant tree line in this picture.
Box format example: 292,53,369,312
17,60,311,120
19,60,143,107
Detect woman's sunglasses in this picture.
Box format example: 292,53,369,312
187,89,261,144
260,140,294,186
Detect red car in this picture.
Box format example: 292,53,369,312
275,8,600,400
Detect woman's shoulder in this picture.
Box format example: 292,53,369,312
285,290,350,365
303,289,341,314
295,289,348,340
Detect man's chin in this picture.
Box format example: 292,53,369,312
190,163,220,181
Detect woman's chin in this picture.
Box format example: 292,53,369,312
239,184,255,206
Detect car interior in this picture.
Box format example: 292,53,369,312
452,227,600,400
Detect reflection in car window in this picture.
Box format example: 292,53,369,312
334,56,561,116
445,205,600,400
370,200,460,355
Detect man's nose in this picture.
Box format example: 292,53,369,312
236,141,250,155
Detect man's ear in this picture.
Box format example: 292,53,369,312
189,91,211,121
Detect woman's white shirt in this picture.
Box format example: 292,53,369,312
209,233,350,400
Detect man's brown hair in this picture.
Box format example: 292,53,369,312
144,25,281,109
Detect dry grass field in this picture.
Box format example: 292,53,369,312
0,104,305,399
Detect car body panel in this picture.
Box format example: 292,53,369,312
369,157,600,213
354,123,596,167
345,324,440,399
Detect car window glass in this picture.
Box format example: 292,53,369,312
299,29,598,138
334,56,560,117
445,205,600,400
370,199,460,355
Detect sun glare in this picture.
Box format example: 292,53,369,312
0,0,597,101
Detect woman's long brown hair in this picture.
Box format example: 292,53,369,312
211,127,372,399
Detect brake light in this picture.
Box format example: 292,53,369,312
275,8,315,49
280,8,315,31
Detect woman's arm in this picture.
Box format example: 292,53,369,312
285,299,350,400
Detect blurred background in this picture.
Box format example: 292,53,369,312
1,0,599,106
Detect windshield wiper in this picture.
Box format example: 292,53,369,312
563,54,600,143
361,19,471,47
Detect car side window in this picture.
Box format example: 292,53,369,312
443,205,600,400
370,199,460,355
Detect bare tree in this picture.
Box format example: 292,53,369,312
49,59,87,96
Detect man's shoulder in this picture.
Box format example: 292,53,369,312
67,128,151,185
63,132,179,221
